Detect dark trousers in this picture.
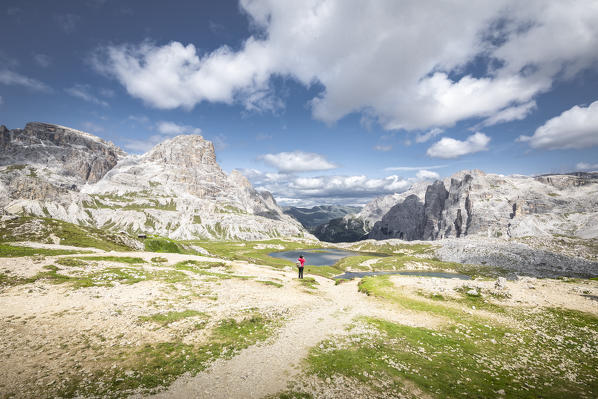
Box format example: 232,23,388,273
298,267,304,279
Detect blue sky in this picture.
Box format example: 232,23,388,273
1,0,598,206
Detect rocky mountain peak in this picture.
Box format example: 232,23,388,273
144,134,217,169
228,170,253,189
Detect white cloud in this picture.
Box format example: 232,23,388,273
260,151,337,173
384,165,448,172
243,170,412,204
92,40,274,110
67,87,108,106
94,0,598,130
65,84,109,106
0,95,3,105
0,69,51,92
415,128,444,143
374,145,392,152
156,121,202,135
122,134,165,153
416,170,440,180
241,167,445,205
518,100,598,150
427,132,490,159
33,53,52,68
481,101,536,127
576,162,598,172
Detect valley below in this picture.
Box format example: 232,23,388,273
1,223,597,399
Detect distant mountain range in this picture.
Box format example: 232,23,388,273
2,122,597,246
0,122,311,241
315,169,598,242
283,205,362,230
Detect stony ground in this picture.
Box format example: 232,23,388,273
0,242,597,399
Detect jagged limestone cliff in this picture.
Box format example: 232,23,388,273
368,170,598,241
0,122,311,241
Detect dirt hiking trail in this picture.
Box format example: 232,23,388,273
145,276,432,399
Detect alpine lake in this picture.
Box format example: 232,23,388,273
269,248,471,280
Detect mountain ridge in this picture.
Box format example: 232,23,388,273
0,122,312,241
283,205,362,230
317,169,598,242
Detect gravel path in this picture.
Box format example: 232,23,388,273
145,277,434,399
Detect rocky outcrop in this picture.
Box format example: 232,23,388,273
0,122,123,184
0,123,312,241
368,169,598,241
422,180,449,239
314,182,431,242
368,195,424,240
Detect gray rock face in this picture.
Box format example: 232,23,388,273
369,169,598,241
0,122,123,185
422,180,449,240
315,181,431,242
0,123,312,241
312,216,368,243
369,195,424,240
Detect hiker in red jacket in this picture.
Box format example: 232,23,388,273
296,255,305,279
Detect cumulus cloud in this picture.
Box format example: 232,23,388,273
576,162,598,172
242,169,412,205
427,132,490,159
481,101,536,127
415,128,444,143
94,0,598,130
416,170,440,180
518,100,598,149
260,151,337,173
242,166,446,205
156,121,202,135
65,84,108,106
0,69,51,92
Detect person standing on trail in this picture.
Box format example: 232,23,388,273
296,255,305,279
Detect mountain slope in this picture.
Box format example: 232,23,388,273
283,205,361,230
0,122,312,241
369,170,598,240
313,182,429,242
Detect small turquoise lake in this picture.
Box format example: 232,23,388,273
268,248,360,266
269,248,470,280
